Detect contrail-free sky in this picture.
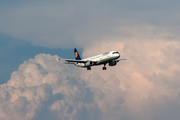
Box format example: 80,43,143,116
0,0,180,120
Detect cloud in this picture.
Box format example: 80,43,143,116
0,54,126,120
0,54,76,120
0,83,52,120
80,39,180,120
1,37,180,120
0,0,180,48
1,1,180,119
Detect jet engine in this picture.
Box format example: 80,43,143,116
109,60,117,66
85,61,93,66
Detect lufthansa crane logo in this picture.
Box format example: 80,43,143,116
75,52,78,58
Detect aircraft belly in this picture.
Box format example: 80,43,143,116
75,56,118,67
99,57,112,64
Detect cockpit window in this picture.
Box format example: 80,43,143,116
112,52,119,54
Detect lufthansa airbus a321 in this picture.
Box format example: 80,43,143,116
57,48,127,70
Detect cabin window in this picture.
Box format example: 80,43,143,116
103,52,109,55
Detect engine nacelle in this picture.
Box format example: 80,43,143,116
85,61,93,67
109,60,117,66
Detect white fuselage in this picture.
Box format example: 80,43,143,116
75,51,120,67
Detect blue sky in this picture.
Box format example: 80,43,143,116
0,32,81,84
1,0,180,120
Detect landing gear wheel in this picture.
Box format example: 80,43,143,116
87,67,91,70
103,67,107,70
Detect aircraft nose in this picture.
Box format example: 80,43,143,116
113,53,120,58
112,52,120,58
118,53,120,58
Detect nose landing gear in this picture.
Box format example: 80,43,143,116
87,67,91,70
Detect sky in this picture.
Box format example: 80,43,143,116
1,0,180,120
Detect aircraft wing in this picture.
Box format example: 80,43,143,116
57,57,87,63
116,58,127,62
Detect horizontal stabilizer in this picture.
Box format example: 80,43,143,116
64,62,75,64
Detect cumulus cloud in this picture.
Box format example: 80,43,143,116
1,37,180,120
81,38,180,120
1,1,180,119
0,54,126,120
0,83,52,120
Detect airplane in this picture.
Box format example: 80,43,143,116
57,48,127,70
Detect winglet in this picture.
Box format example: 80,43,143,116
74,48,81,60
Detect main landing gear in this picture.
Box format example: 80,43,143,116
102,63,107,70
87,67,91,70
103,67,107,70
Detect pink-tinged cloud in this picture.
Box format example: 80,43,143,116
0,54,124,120
1,37,180,120
81,39,180,120
0,0,180,119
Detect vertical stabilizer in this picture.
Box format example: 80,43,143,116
74,48,81,60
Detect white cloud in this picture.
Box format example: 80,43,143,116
0,83,52,120
1,1,180,119
0,54,78,120
1,37,180,120
81,38,180,119
0,54,125,120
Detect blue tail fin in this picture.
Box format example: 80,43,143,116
74,48,81,60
